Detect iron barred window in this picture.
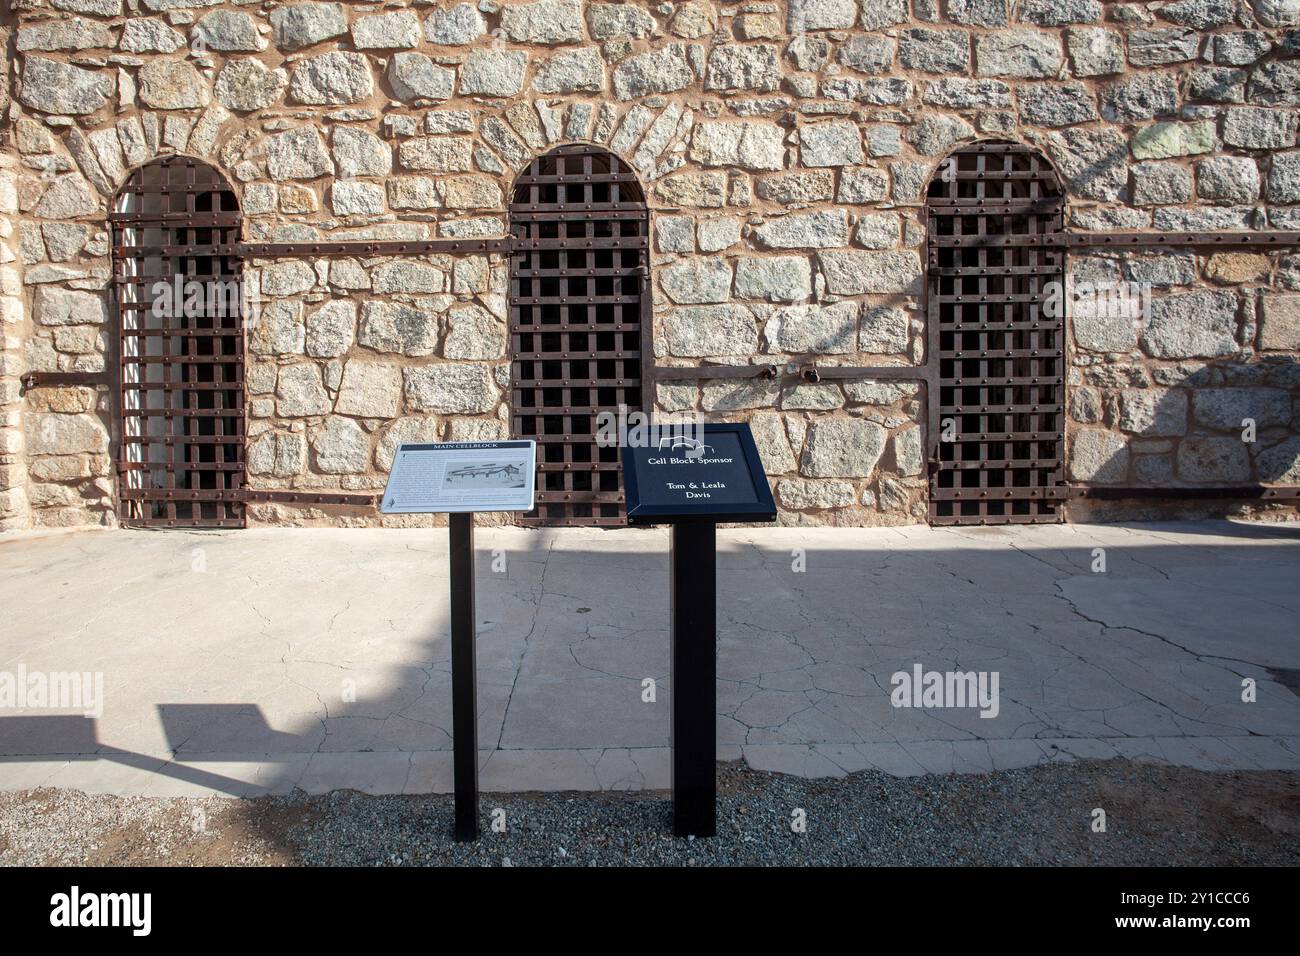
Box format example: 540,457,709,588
927,142,1066,526
111,156,246,528
508,145,650,527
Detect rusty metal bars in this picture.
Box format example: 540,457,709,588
508,145,649,527
926,142,1067,525
112,156,246,528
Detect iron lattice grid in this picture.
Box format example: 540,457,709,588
509,145,650,527
111,156,246,528
927,142,1067,526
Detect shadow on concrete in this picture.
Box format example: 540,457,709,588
2,522,1299,856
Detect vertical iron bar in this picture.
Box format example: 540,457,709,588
671,518,717,838
449,511,479,841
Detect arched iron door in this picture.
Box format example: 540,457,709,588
111,156,245,527
508,145,649,526
926,142,1067,525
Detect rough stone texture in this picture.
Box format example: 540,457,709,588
1195,157,1260,203
353,10,421,50
389,53,456,102
613,45,694,99
859,306,911,354
975,32,1063,78
1260,295,1300,350
4,2,1300,531
500,0,585,45
1142,291,1240,359
666,305,758,356
819,252,922,295
899,29,971,74
271,3,348,51
404,364,498,414
193,10,264,52
215,59,288,112
691,122,785,171
769,302,857,354
1178,437,1252,482
137,60,211,110
330,361,400,419
1222,107,1298,149
1047,128,1128,201
801,419,887,478
459,50,528,97
359,302,440,356
305,301,356,358
1069,428,1129,483
311,416,370,474
660,258,732,304
755,210,849,249
19,57,113,115
1131,121,1216,160
1131,162,1193,206
533,48,606,94
289,52,374,106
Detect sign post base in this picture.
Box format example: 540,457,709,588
449,511,478,842
671,519,717,838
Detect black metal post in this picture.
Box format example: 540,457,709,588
670,519,717,838
449,512,478,841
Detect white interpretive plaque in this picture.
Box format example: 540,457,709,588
380,441,537,514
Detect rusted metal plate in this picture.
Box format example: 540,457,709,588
509,145,648,527
927,142,1066,526
113,156,246,528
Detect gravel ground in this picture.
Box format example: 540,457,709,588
1,760,1296,867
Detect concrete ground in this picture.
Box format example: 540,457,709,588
0,521,1296,798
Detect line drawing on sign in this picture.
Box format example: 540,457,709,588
442,459,528,490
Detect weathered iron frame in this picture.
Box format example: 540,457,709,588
505,144,650,527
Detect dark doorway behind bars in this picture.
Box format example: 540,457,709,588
509,145,649,527
926,141,1066,525
111,156,246,528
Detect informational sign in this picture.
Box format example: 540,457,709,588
380,440,536,514
621,423,776,524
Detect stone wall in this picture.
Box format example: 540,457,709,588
3,0,1300,530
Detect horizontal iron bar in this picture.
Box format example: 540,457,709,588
124,435,243,445
931,231,1300,248
535,461,622,471
513,172,641,186
122,408,242,418
932,264,1063,276
122,489,376,505
943,404,1062,413
929,514,1061,526
1068,485,1300,500
534,491,625,503
943,431,1062,441
237,239,510,257
236,490,377,505
511,237,648,251
20,371,109,389
652,365,780,381
122,517,245,529
110,213,241,225
513,379,640,388
933,488,1068,500
514,350,639,360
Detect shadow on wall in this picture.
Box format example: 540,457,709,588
1066,330,1300,518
